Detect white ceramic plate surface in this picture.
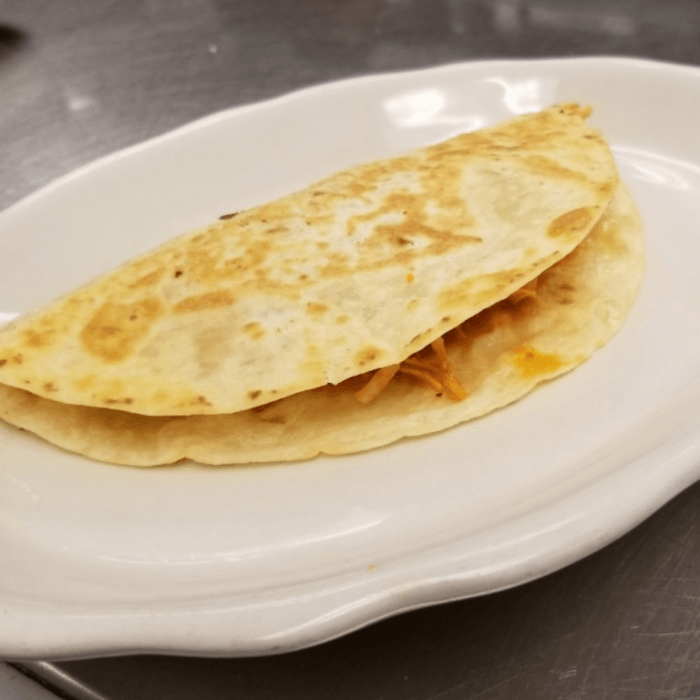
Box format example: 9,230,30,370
2,57,700,660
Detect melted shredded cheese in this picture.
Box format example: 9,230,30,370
354,364,400,404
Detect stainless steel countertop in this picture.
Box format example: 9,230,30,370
4,1,700,698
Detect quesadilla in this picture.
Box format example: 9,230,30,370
0,104,644,466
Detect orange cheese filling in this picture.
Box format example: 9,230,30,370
511,345,563,377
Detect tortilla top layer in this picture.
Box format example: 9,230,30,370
0,104,617,416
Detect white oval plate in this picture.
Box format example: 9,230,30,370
2,56,700,660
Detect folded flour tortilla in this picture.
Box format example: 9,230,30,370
0,104,643,466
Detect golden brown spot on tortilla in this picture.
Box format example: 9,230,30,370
174,290,235,314
260,415,287,425
305,211,335,228
521,155,592,185
306,302,328,316
539,274,577,306
347,190,479,258
194,327,234,376
73,375,95,391
598,181,615,197
81,297,164,363
0,359,6,368
406,327,434,350
243,322,265,340
336,315,349,324
248,390,261,400
219,212,239,220
22,329,55,349
179,226,306,296
354,346,384,367
407,273,414,283
104,397,134,406
318,251,351,274
250,398,283,415
196,395,212,405
512,346,563,378
265,226,288,235
174,270,183,278
562,103,592,119
129,268,165,290
42,382,57,392
547,207,595,239
254,200,293,222
12,354,23,364
96,380,129,402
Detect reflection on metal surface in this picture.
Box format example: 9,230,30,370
13,663,109,700
65,91,97,113
297,0,390,43
491,0,523,35
529,4,637,37
445,0,471,35
0,663,62,700
527,0,700,36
